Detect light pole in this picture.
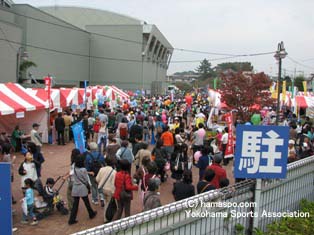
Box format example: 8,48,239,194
274,41,287,125
16,47,29,83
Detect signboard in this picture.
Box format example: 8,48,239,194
224,112,234,158
71,121,86,154
16,111,25,119
0,163,12,235
234,125,289,179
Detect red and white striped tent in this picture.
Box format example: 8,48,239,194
0,83,49,143
28,88,67,109
0,83,48,115
294,96,314,108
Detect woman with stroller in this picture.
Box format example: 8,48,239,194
68,154,97,225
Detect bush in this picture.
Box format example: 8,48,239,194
263,199,314,235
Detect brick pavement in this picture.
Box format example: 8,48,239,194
11,143,234,235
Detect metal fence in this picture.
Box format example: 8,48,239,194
73,156,314,235
257,155,314,231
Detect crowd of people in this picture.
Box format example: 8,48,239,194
1,93,311,230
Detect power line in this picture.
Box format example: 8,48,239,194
173,48,275,57
0,37,143,63
287,56,314,70
0,10,277,57
0,25,17,52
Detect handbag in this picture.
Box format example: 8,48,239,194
105,197,117,222
74,168,91,194
120,173,132,200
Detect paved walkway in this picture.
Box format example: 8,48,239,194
11,143,234,235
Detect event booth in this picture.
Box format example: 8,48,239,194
0,83,49,142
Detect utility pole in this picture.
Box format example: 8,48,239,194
274,42,288,125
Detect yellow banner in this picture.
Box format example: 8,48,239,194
303,81,307,96
282,81,286,102
271,82,278,99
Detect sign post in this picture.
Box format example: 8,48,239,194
0,163,12,235
234,125,289,229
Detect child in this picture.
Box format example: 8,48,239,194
21,178,38,225
44,178,55,210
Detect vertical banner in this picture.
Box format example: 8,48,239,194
213,78,217,90
84,80,88,106
270,82,277,99
206,107,215,129
224,112,234,158
0,163,12,235
282,81,286,102
44,76,52,108
303,81,307,96
71,121,86,153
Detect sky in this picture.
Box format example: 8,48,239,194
12,0,314,77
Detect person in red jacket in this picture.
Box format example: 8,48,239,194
112,160,138,220
207,152,227,189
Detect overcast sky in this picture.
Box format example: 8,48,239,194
13,0,314,76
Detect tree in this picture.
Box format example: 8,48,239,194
215,62,253,73
220,71,275,121
19,61,37,82
174,81,192,92
294,75,305,91
196,59,214,80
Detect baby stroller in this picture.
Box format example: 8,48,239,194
33,176,68,219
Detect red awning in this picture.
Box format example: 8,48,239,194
0,83,48,115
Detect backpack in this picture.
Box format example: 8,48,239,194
156,122,163,134
88,152,102,176
120,126,128,140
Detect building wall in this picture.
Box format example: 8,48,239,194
12,4,91,86
87,25,144,90
0,6,22,82
0,5,172,92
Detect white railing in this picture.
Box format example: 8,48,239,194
73,156,314,235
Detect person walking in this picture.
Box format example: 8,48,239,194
143,178,162,211
112,160,138,221
55,112,66,145
116,140,134,165
21,178,38,225
62,148,81,211
207,152,227,189
68,154,97,225
85,142,105,205
96,157,116,221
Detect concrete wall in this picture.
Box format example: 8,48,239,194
0,6,22,82
87,25,143,90
12,4,91,86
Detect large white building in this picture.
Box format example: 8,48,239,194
0,3,173,94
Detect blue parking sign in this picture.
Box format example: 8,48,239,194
0,163,12,235
234,125,289,179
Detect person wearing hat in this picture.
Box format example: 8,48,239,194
30,123,42,153
207,152,227,189
85,142,105,205
288,139,297,163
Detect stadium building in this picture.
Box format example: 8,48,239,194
0,2,173,94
